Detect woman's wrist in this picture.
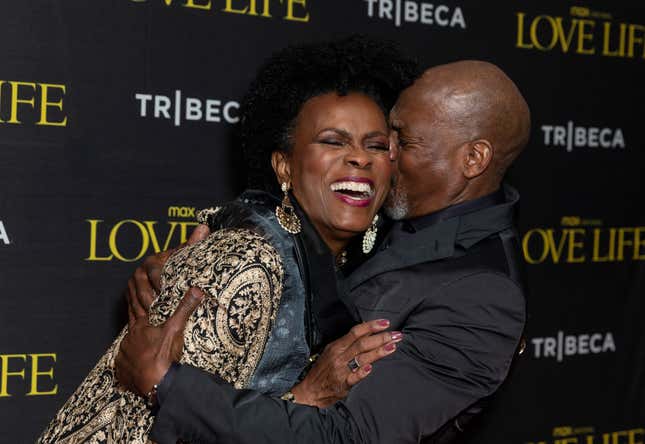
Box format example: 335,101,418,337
288,381,316,406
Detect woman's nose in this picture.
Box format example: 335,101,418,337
344,146,372,169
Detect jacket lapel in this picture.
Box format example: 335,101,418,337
345,185,519,291
346,219,459,291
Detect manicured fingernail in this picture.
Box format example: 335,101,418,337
363,364,372,373
377,319,390,327
391,331,403,341
384,343,397,352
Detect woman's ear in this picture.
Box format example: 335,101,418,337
463,139,493,179
271,151,291,186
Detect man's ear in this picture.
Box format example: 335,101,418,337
271,151,291,185
463,139,493,179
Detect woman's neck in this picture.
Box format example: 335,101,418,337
319,235,349,257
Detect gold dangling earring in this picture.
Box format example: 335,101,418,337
276,182,301,234
362,214,379,254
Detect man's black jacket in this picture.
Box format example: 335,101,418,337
150,186,527,444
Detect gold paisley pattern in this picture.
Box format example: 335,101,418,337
38,228,284,444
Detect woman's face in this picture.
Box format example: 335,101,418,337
273,92,392,253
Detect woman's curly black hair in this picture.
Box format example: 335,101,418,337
238,35,420,194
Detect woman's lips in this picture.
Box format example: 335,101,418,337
333,192,372,207
330,177,374,208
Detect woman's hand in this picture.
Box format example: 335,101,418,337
291,320,403,408
125,224,210,328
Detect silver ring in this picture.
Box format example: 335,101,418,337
347,356,361,372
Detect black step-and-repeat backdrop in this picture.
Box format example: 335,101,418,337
1,1,643,442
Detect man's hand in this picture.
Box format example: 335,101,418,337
126,224,210,328
116,287,206,397
291,320,402,408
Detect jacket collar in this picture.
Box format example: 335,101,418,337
290,193,356,345
345,184,519,290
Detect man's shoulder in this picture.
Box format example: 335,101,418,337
348,231,526,319
404,232,520,286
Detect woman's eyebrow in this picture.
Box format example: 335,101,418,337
364,131,388,139
317,128,352,138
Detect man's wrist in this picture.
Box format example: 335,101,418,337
155,362,181,408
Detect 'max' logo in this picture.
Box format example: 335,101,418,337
0,221,10,245
365,0,466,29
516,7,645,59
130,0,310,22
168,206,196,218
135,91,239,127
541,122,625,152
86,206,199,262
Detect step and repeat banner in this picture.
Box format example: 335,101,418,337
0,1,643,442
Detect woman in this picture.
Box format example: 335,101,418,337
38,36,418,443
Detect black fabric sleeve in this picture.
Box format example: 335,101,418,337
156,362,180,407
341,271,526,442
151,365,356,444
151,272,525,444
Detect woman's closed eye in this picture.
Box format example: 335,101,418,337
317,128,352,147
366,142,389,151
319,138,345,146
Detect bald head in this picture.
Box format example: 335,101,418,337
385,61,530,219
414,60,531,177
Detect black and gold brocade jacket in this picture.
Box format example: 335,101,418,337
38,190,353,444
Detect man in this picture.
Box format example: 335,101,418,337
117,60,530,443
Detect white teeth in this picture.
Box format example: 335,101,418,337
330,181,373,195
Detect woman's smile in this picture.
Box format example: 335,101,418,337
330,177,375,207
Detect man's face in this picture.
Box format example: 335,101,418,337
385,82,467,220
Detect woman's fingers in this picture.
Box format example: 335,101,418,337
351,337,400,370
345,363,373,387
344,330,403,363
290,321,402,407
344,338,401,387
333,319,391,351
